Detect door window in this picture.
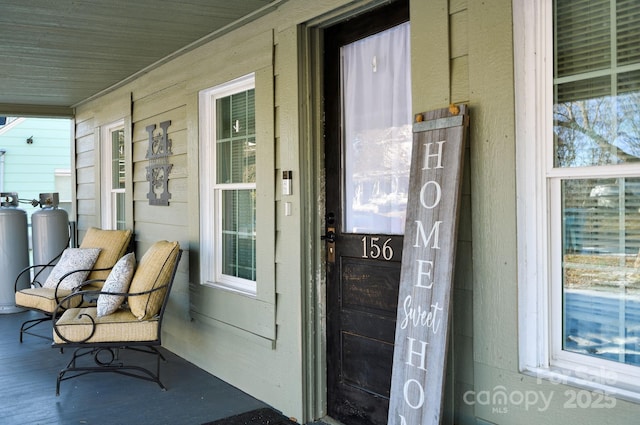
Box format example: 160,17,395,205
342,22,412,235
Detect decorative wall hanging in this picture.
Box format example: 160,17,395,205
145,120,173,206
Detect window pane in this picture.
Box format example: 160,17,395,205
216,90,256,184
617,0,640,66
217,96,231,139
562,177,640,365
246,90,255,134
554,73,640,167
554,0,611,77
342,22,412,235
221,189,256,281
111,128,125,189
553,0,640,168
114,192,126,230
554,79,615,167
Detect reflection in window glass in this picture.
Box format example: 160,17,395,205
553,0,640,168
554,85,640,168
554,0,640,368
562,178,640,365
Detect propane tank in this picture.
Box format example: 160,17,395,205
32,193,69,283
0,192,29,313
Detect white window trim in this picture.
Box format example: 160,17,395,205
515,0,640,402
101,120,125,230
199,73,257,296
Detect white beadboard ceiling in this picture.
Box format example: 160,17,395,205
0,0,284,115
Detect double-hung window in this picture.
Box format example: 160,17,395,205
517,0,640,397
101,121,127,230
199,74,257,295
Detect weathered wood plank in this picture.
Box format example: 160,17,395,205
388,105,469,425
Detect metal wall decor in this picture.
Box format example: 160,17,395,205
145,120,173,206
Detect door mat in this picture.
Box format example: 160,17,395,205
202,408,298,425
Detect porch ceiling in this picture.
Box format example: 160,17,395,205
0,0,284,116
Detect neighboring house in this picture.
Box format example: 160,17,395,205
9,0,640,425
0,117,72,221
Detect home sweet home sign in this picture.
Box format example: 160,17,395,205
388,104,469,425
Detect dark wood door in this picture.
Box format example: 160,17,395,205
324,3,410,425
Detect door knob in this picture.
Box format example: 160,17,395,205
321,230,336,243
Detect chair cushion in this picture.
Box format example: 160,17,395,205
80,227,133,282
53,307,159,344
15,287,83,313
128,241,180,320
96,252,136,317
43,248,101,290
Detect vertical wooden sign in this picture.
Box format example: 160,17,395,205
388,105,469,425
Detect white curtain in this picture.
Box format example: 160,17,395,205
342,22,412,235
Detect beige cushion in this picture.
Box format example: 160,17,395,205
15,228,133,315
128,241,180,320
42,248,101,290
15,287,83,312
80,227,133,282
96,252,136,317
53,307,158,344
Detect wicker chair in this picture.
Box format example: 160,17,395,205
52,240,181,395
14,227,133,342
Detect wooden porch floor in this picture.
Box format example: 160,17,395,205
0,310,268,425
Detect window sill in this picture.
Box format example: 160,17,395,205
202,280,257,298
521,365,640,405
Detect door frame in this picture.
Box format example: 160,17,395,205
298,22,327,423
299,1,410,422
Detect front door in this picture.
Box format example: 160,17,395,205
324,3,410,425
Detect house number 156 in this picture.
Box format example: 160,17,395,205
362,236,394,261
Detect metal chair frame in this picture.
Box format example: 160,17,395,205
52,249,182,396
15,230,133,342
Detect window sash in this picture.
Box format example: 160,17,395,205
215,184,256,288
552,0,640,371
549,175,640,391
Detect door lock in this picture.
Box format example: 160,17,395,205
321,229,336,243
322,226,336,263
